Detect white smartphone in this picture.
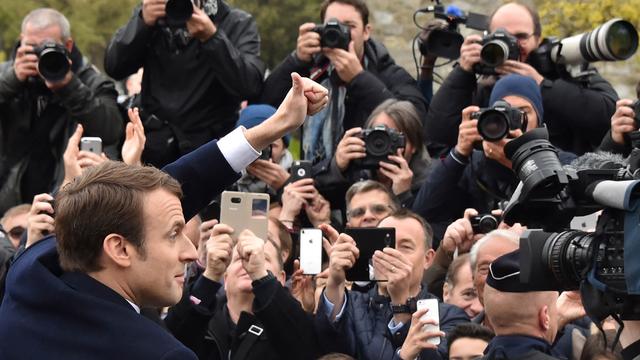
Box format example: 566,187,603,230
80,137,102,155
299,228,322,275
416,298,441,345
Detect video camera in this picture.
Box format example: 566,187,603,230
313,18,351,50
502,127,640,320
414,1,488,60
472,100,528,141
353,125,406,170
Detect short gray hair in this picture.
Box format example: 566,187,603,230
21,8,71,41
469,229,519,274
345,180,398,214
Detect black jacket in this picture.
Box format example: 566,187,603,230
480,335,558,360
104,0,265,167
0,44,122,215
425,63,618,156
166,274,322,360
260,39,427,140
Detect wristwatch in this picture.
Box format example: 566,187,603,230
390,297,417,314
251,270,275,287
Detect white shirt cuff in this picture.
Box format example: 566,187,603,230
217,126,260,173
388,318,404,333
322,292,347,321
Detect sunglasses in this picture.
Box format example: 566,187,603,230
347,204,393,219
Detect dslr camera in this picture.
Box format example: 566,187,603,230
353,125,406,169
501,127,640,319
33,42,70,82
472,100,528,141
470,214,499,234
313,18,351,50
474,28,519,75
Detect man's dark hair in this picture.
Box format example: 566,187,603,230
489,2,542,37
446,323,495,353
320,0,369,26
386,208,434,250
317,353,356,360
445,253,471,288
56,161,182,272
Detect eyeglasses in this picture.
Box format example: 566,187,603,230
8,226,25,239
347,204,393,219
513,32,534,42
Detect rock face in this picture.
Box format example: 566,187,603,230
368,0,637,97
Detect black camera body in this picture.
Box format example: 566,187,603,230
313,18,351,50
470,214,498,234
33,42,70,82
353,125,406,169
502,127,640,319
259,144,272,161
472,100,527,141
474,29,520,75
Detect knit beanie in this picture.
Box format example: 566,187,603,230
489,74,544,124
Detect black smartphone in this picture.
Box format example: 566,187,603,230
289,160,312,182
344,227,395,282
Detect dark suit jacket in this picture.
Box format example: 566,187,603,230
0,139,240,359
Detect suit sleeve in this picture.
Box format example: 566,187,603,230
162,139,241,220
104,7,153,80
199,12,265,100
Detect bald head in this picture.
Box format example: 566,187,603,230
484,285,559,343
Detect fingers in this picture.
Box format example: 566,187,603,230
291,72,304,96
319,223,340,244
299,22,317,34
30,193,54,215
462,106,481,123
65,124,83,155
212,223,235,237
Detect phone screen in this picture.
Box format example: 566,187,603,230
344,227,395,282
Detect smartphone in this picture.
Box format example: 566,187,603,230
299,228,322,275
289,160,312,182
416,299,441,345
220,191,269,241
80,137,102,155
344,227,395,282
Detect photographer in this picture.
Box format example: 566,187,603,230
104,0,266,168
413,74,576,243
424,2,617,156
315,99,431,211
0,8,123,215
260,0,427,167
598,99,639,156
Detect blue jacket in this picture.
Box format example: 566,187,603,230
0,139,240,359
316,285,470,360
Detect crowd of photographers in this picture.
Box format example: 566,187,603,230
2,0,640,359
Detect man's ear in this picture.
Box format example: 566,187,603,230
277,270,286,286
538,304,551,332
424,248,436,270
363,23,372,41
102,234,133,268
64,38,73,53
443,282,451,302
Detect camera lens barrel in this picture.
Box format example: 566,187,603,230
477,109,510,141
166,0,194,25
552,18,639,65
481,40,510,67
543,231,595,290
37,45,70,82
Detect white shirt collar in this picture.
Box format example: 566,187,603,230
125,299,141,314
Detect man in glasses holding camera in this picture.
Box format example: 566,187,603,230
0,8,123,216
425,2,617,157
105,0,265,168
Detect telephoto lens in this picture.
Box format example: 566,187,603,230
551,18,639,65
